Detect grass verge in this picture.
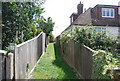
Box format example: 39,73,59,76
32,43,78,79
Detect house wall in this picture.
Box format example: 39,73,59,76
95,26,119,41
72,8,92,25
92,6,120,26
119,7,120,26
67,25,120,42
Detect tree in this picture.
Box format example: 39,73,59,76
36,16,55,36
2,1,54,49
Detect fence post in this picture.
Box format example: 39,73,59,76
10,43,16,79
0,52,3,80
5,52,14,79
0,50,14,80
0,50,7,80
0,2,2,50
42,33,45,54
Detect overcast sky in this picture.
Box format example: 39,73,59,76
42,0,120,37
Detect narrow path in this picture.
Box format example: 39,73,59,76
32,43,78,79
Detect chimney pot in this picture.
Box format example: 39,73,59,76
77,1,83,15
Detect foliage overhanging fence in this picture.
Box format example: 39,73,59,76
56,36,94,79
15,32,47,79
56,25,120,79
0,32,48,80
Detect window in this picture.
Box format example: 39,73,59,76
0,10,1,13
118,7,120,15
95,27,106,33
71,16,74,23
102,8,115,18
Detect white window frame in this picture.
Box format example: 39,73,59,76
102,8,115,18
118,7,120,15
71,16,73,22
0,10,1,14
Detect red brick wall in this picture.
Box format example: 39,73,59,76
73,14,79,22
92,6,120,26
119,8,120,26
77,3,83,15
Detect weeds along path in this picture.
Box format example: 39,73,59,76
32,43,78,79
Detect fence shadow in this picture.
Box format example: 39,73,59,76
52,43,78,79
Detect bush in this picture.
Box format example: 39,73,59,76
60,26,117,54
48,33,55,42
60,25,120,79
92,50,119,79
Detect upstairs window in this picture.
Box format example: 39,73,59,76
118,7,120,15
102,8,115,18
71,16,74,23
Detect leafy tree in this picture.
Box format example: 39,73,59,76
2,1,54,49
36,16,55,36
48,32,55,42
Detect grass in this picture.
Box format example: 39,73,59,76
32,43,78,79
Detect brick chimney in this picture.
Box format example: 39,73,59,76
118,1,120,26
77,1,83,15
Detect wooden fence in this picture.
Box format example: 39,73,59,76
56,36,94,79
0,32,48,80
0,50,14,80
15,32,47,79
56,35,120,79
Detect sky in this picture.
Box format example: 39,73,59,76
42,0,120,37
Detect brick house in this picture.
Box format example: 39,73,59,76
70,2,120,26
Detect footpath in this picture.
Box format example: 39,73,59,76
32,43,78,79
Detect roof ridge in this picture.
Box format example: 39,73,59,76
94,4,120,7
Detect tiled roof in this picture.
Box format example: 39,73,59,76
94,4,120,8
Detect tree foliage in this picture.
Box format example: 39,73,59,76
36,16,55,36
2,1,54,49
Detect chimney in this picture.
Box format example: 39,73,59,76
118,1,120,5
118,1,120,15
77,1,83,15
118,1,120,26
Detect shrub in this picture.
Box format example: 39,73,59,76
48,33,55,42
59,25,119,79
60,26,117,54
92,50,120,79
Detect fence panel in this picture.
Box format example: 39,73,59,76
56,37,94,79
15,32,46,79
0,51,4,80
80,45,93,79
63,40,75,68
